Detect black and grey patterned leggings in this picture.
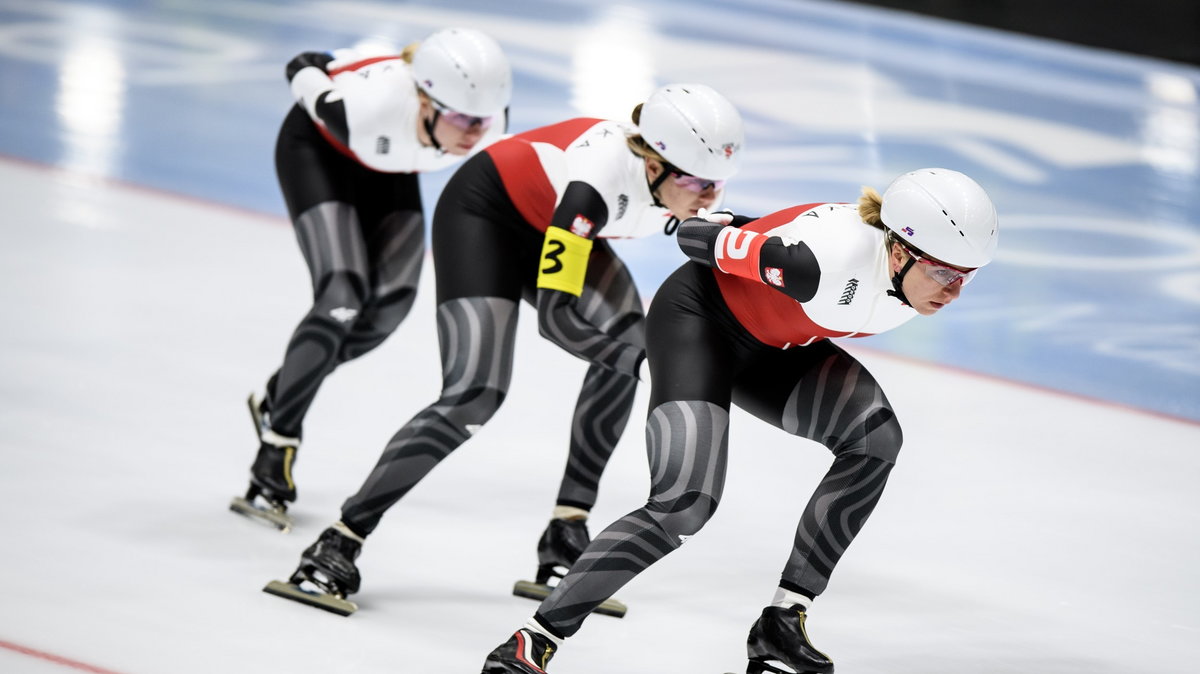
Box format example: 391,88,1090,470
536,261,903,637
339,153,645,536
265,105,425,439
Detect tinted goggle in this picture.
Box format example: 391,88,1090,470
905,246,977,286
430,98,494,131
667,166,725,194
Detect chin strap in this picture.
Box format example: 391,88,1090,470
647,171,669,208
423,111,444,153
647,167,676,231
887,256,916,307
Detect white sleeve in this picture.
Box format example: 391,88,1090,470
289,66,335,119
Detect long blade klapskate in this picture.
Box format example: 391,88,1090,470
263,580,357,616
229,497,293,532
512,580,627,618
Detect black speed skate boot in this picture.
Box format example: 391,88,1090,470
536,518,589,585
481,628,558,673
263,525,363,616
249,439,298,503
229,433,298,532
745,605,834,674
511,519,628,618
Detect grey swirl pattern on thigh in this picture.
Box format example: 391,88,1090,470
338,209,426,363
270,201,370,436
340,296,517,536
772,349,901,596
780,351,902,463
537,400,728,637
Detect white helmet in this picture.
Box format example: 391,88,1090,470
880,168,998,268
638,83,744,181
411,28,512,116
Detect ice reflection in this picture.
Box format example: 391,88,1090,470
56,39,126,178
570,6,656,119
1141,71,1198,176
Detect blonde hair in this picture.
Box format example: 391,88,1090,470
857,185,885,229
624,102,667,164
399,41,420,64
404,41,432,106
858,185,905,256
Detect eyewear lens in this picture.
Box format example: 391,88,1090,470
432,100,493,131
907,248,976,286
671,172,725,194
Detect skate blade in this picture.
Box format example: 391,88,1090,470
229,496,293,533
247,392,264,433
745,660,817,674
512,580,627,619
263,579,357,616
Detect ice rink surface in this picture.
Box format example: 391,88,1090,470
1,1,1198,673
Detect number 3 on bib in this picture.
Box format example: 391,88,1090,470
537,226,593,296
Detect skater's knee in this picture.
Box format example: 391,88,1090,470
646,490,720,541
438,385,509,432
337,290,416,363
835,409,903,464
361,288,416,335
311,271,368,331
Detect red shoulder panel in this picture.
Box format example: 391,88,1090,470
485,118,605,231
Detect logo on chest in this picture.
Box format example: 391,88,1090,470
615,194,628,220
376,136,390,154
838,278,859,305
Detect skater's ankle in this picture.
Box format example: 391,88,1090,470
332,520,367,543
771,586,813,611
552,505,589,521
525,615,565,646
261,427,300,448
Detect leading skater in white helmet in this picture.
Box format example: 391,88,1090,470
480,169,998,673
232,28,512,531
264,84,746,617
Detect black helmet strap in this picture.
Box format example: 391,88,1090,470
647,165,671,208
423,111,443,152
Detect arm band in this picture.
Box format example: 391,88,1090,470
713,226,766,280
537,226,593,297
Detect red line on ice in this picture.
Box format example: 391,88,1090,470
0,639,129,674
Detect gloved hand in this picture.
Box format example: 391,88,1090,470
678,209,737,267
696,207,734,225
286,51,335,82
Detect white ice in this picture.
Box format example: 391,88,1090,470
2,156,1198,674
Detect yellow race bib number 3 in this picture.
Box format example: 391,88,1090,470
537,226,593,297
